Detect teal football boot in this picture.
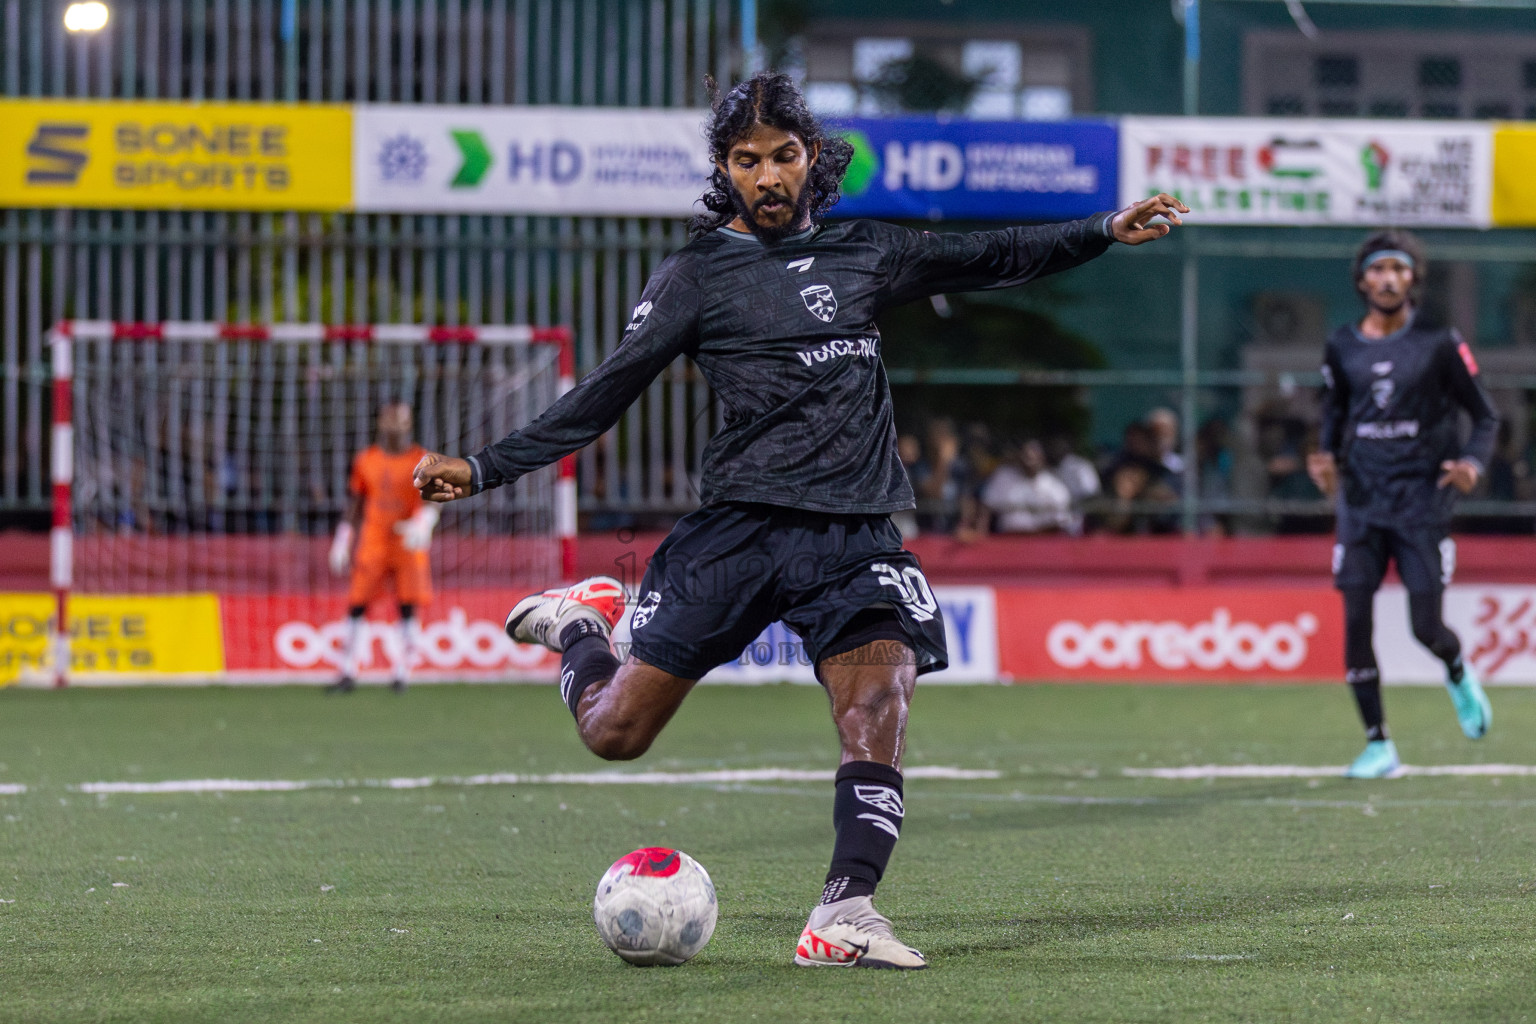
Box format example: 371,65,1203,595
1344,739,1402,779
1446,662,1491,739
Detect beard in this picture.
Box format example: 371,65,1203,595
729,183,814,243
1368,291,1410,317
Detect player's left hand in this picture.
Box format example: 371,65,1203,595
414,452,473,502
1111,193,1189,245
1438,459,1481,494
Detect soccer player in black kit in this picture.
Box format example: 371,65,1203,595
1307,230,1497,780
413,72,1186,967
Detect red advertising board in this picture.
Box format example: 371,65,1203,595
220,590,560,682
995,587,1343,683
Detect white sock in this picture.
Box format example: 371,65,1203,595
342,613,365,678
394,615,419,683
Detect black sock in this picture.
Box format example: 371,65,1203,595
1347,667,1388,741
558,621,617,717
821,761,903,905
1447,656,1465,684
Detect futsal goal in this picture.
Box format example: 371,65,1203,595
42,321,576,686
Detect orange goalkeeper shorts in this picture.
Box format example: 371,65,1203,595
348,544,432,608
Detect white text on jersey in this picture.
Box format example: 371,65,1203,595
796,336,879,366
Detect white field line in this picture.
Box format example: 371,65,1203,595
67,765,1000,796
0,784,26,795
1125,763,1536,780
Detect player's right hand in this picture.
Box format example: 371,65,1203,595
414,452,473,503
1306,451,1337,498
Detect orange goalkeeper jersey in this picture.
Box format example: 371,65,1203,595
349,444,427,554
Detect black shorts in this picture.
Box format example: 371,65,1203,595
625,502,948,681
1333,510,1455,593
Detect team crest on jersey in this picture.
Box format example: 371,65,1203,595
800,283,838,323
631,590,662,630
1371,378,1395,409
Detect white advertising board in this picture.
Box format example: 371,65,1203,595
1377,584,1536,685
608,585,999,685
1120,117,1492,227
354,105,712,215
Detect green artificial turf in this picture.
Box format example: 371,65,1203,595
2,683,1535,1023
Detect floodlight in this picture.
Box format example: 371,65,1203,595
63,2,110,33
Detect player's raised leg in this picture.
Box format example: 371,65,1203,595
505,575,697,759
795,618,926,970
1407,589,1490,739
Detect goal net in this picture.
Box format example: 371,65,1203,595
46,321,574,685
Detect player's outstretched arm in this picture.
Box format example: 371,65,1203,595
414,452,473,503
1110,193,1189,245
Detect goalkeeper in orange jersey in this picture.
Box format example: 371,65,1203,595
327,402,438,694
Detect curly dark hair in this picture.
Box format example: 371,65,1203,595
688,71,855,238
1352,228,1426,303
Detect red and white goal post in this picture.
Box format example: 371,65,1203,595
46,320,577,687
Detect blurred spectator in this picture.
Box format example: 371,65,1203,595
1044,432,1100,534
1098,422,1178,534
1197,417,1233,536
978,438,1073,534
910,417,969,533
1264,421,1327,534
1146,407,1185,479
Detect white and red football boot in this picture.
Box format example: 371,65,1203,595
794,895,927,970
503,575,627,652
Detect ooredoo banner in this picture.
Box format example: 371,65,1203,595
353,105,713,216
220,590,560,682
995,587,1342,682
1119,117,1491,227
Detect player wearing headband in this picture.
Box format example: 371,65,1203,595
1307,230,1498,778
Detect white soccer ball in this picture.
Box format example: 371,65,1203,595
593,847,718,966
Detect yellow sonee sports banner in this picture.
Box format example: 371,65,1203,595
0,99,351,211
0,593,225,684
1492,125,1536,227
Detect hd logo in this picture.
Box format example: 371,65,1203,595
26,123,90,185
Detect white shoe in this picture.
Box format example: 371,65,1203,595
793,895,927,970
504,576,626,652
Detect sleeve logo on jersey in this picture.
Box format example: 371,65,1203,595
625,300,653,333
1458,341,1479,375
799,283,838,323
1370,378,1395,409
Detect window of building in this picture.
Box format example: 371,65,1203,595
1245,31,1535,119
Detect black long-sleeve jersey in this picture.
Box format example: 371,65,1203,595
467,213,1116,514
1319,316,1498,529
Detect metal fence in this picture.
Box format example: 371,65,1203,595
0,0,740,517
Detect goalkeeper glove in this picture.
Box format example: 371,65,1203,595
395,505,440,551
329,522,354,576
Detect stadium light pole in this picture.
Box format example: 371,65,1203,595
1178,0,1201,533
62,2,110,32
